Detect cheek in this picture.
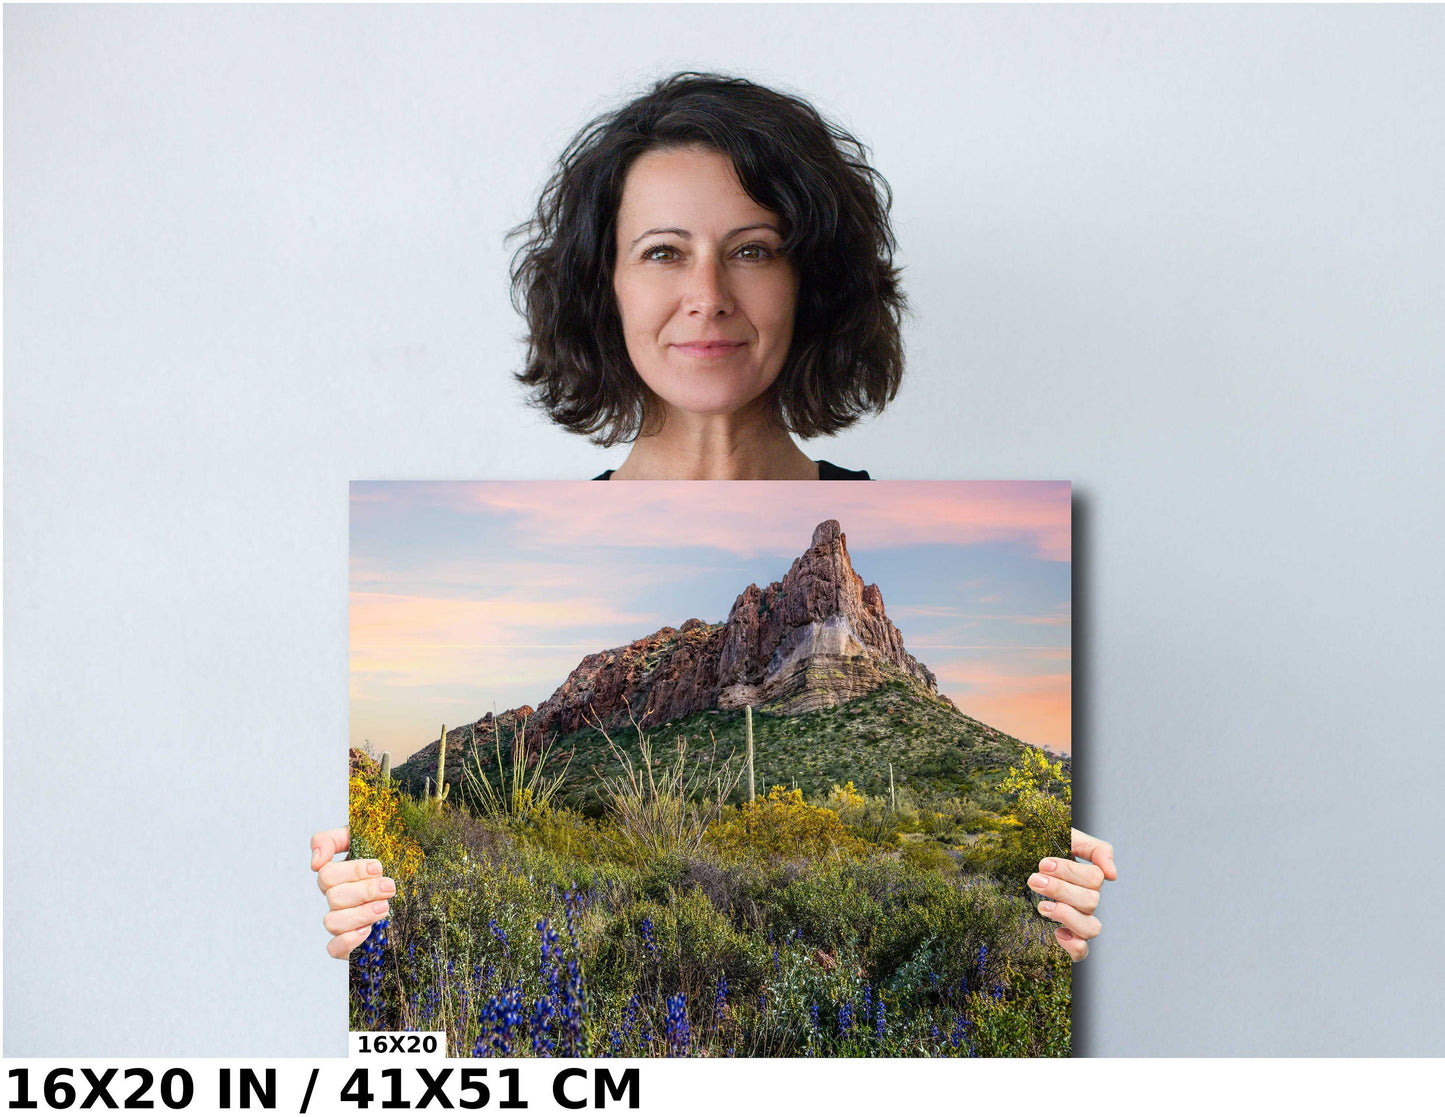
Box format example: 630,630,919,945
613,275,672,342
758,275,800,348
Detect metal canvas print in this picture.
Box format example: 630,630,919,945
349,481,1072,1057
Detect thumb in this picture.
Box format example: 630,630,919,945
1071,828,1117,880
310,826,351,871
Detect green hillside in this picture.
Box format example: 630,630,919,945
513,675,1036,815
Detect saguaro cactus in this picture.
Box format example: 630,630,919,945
380,752,391,785
746,705,755,802
435,724,447,805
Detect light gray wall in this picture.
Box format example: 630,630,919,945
6,4,1443,1056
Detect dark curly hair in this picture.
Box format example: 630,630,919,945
509,72,907,447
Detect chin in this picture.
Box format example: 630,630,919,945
649,379,777,422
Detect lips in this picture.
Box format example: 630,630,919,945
670,340,746,357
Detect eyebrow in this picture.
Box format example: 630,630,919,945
627,223,782,251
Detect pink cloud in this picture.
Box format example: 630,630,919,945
386,481,1071,562
350,591,647,647
935,664,1073,753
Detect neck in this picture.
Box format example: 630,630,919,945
610,400,818,481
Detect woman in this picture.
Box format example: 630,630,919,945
314,72,1115,963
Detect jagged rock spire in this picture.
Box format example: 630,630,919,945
399,521,942,779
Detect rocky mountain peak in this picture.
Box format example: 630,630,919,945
397,521,946,782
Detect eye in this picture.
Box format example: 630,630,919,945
641,244,680,262
733,243,776,261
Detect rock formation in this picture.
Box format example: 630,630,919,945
397,520,948,780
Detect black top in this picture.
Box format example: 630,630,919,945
592,460,870,481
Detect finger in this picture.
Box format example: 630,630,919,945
1037,855,1105,891
1028,871,1099,916
324,899,390,936
318,857,385,893
311,827,351,873
327,924,373,960
1036,898,1101,941
1071,828,1116,880
1054,926,1088,962
326,875,397,912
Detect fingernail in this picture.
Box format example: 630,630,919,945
372,901,389,916
1040,901,1056,913
367,861,383,875
1057,928,1074,940
1030,874,1050,890
379,878,396,896
1041,859,1058,872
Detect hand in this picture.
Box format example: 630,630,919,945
1029,828,1116,962
311,826,395,959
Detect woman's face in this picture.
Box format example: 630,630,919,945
612,146,798,423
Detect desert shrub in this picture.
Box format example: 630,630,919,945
824,780,906,844
395,792,455,857
772,862,884,948
992,748,1072,892
900,841,954,873
593,721,742,864
913,793,996,838
591,891,760,1011
675,856,771,927
967,953,1071,1057
705,787,869,863
461,714,571,820
348,773,424,882
839,860,1053,1006
518,804,620,863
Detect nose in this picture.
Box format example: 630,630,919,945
682,255,734,318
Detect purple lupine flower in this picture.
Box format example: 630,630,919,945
838,1002,855,1034
558,957,586,1058
639,917,660,965
563,888,581,953
531,996,555,1056
537,918,562,1002
875,998,886,1042
478,990,525,1056
664,993,690,1057
357,917,389,1030
713,973,728,1023
809,1003,820,1032
489,919,511,957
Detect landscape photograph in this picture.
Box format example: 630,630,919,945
348,481,1073,1057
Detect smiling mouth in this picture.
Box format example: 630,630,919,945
670,341,746,357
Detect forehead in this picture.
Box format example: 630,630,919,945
615,147,779,233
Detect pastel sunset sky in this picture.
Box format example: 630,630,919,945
350,481,1072,761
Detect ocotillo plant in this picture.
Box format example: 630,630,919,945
380,752,391,785
436,724,447,805
889,762,896,812
746,705,755,802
